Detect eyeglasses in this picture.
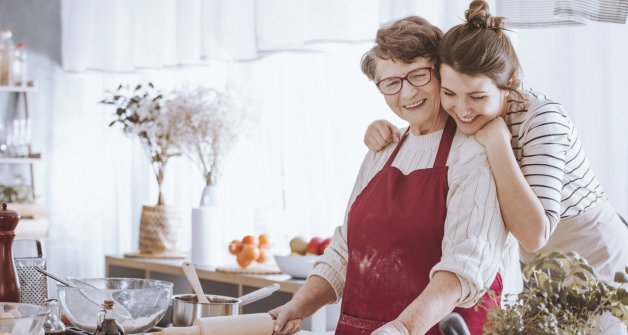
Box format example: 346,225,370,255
375,66,435,95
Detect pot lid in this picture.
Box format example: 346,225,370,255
0,203,21,232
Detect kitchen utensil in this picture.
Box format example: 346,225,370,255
158,313,274,335
273,254,317,279
237,283,280,305
57,278,173,333
0,203,21,302
181,262,210,304
14,239,48,305
34,266,71,286
0,302,49,334
439,312,470,335
172,283,280,327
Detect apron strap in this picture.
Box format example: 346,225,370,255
433,117,456,168
384,128,410,167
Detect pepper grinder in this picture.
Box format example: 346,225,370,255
0,202,21,302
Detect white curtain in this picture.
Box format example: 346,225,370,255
496,0,628,27
49,0,628,281
61,0,476,70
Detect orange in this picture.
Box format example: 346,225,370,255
258,234,270,246
240,244,260,261
242,235,258,245
256,246,270,263
237,252,253,268
228,240,242,255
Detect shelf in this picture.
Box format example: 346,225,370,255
0,153,42,164
0,83,36,92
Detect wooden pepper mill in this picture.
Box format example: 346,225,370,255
0,202,21,302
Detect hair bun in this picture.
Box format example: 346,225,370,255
465,0,505,29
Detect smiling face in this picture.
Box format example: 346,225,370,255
375,57,441,135
439,64,510,135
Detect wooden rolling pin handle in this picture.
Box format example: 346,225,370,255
155,325,201,335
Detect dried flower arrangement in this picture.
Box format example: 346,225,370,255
169,85,252,188
100,83,184,205
101,83,252,206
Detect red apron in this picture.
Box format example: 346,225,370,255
336,117,502,335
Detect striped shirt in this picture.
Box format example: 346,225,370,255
312,128,518,308
506,88,607,238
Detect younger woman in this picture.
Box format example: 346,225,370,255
365,3,628,332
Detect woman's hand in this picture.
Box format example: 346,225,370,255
474,117,510,149
268,301,304,335
268,275,337,335
371,319,410,335
364,120,400,152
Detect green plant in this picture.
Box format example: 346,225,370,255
483,251,627,335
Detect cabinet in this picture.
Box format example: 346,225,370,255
105,255,339,333
0,83,48,238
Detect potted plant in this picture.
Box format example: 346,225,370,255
483,251,628,335
101,83,187,257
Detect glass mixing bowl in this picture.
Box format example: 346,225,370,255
0,302,48,334
57,278,173,333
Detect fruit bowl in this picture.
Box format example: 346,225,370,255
274,254,318,279
57,278,173,333
0,302,48,334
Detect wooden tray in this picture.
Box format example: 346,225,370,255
123,251,187,259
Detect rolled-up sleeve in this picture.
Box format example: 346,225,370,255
310,225,348,302
430,139,508,308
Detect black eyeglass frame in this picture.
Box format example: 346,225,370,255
375,65,436,95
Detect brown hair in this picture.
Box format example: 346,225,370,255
439,0,521,95
361,16,443,81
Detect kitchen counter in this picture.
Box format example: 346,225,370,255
105,255,340,332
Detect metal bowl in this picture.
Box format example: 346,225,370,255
57,278,173,333
0,302,48,334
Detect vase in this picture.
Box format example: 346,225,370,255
191,184,225,266
138,205,186,256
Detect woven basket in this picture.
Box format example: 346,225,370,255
138,205,185,255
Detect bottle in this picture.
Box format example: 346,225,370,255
0,203,21,302
0,30,15,86
94,300,126,335
13,42,27,86
43,299,67,335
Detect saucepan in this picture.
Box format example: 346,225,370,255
171,283,280,326
172,262,280,326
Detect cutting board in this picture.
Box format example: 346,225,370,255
215,264,282,275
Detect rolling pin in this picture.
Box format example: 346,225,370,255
157,313,274,335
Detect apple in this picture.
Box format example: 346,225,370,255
318,237,332,255
307,237,323,255
290,236,308,255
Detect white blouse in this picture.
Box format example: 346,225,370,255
311,127,519,308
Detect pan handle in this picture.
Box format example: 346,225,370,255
239,283,280,306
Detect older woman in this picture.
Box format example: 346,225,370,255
269,16,516,335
